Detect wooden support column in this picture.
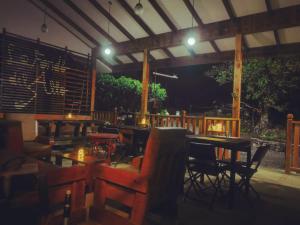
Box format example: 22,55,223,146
90,47,98,114
138,49,150,126
232,34,242,136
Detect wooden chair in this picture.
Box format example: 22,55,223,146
91,127,186,225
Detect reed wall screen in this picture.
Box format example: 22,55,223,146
0,32,91,115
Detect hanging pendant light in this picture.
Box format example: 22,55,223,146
134,0,144,15
186,0,196,47
104,1,113,56
41,6,48,33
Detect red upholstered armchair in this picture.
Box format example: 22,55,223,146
91,127,186,225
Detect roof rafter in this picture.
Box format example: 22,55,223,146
183,0,220,53
112,43,300,72
265,0,281,46
221,0,248,50
112,4,300,55
116,0,170,61
63,0,130,65
37,0,116,67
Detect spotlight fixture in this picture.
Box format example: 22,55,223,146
104,47,111,55
187,37,196,46
41,7,48,33
134,0,144,15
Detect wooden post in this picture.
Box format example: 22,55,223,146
181,110,186,128
90,47,98,115
232,34,242,137
285,114,293,173
138,49,150,126
114,107,118,125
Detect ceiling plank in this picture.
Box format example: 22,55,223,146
88,0,135,40
112,43,300,72
127,54,139,64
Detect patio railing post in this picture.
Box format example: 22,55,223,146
181,110,186,128
114,107,118,125
285,114,293,173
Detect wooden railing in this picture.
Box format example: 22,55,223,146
92,110,239,137
285,114,300,173
92,109,117,124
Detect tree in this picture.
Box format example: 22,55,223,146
95,73,167,111
206,56,300,128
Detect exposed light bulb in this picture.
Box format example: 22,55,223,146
187,37,196,46
104,48,111,55
134,2,144,15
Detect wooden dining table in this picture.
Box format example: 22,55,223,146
186,135,252,208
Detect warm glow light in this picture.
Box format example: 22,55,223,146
66,113,73,119
78,148,85,161
208,123,224,132
104,48,111,55
187,37,196,46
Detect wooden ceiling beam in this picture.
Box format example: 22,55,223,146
113,0,300,55
222,0,236,19
112,43,300,72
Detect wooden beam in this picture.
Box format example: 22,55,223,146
138,49,150,126
232,34,242,120
222,0,236,19
149,0,177,31
183,0,204,27
112,43,300,72
113,5,299,55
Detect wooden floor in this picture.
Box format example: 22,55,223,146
80,168,300,225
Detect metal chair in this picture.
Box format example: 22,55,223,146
184,142,226,208
235,145,269,199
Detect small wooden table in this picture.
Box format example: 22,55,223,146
186,135,252,208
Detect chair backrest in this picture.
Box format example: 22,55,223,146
251,145,269,170
140,127,186,207
187,142,216,162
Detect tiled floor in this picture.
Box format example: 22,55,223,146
80,168,300,225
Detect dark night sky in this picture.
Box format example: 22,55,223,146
115,64,232,114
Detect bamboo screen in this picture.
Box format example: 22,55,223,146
0,32,91,115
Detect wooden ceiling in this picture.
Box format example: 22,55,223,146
29,0,300,72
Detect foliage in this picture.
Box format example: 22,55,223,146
205,56,300,128
95,73,167,111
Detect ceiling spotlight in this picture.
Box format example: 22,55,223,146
134,0,144,15
104,47,111,55
187,37,196,46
